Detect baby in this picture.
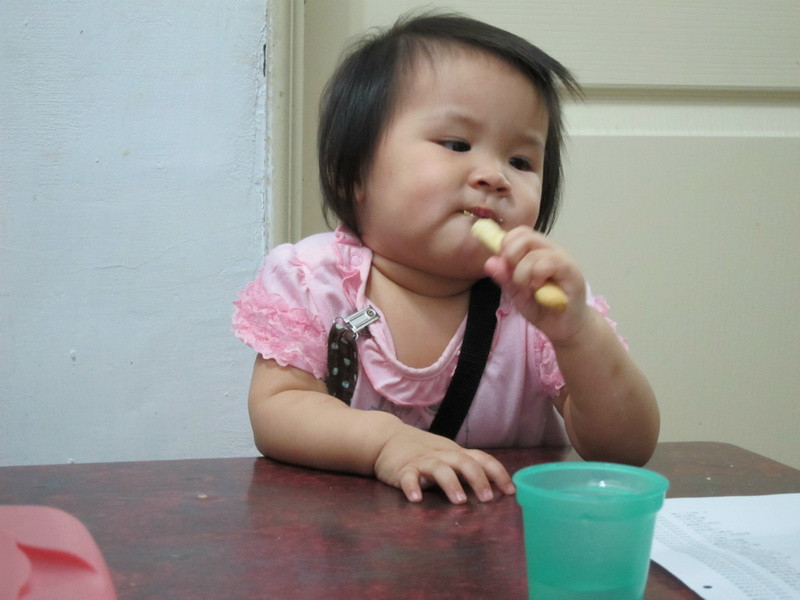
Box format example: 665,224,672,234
233,12,660,504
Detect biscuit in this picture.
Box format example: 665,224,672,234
470,218,568,311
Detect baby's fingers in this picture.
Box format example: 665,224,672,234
512,250,560,291
431,464,472,504
399,469,425,503
466,450,516,497
430,453,510,504
399,464,468,504
447,457,495,503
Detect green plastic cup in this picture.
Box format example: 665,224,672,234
513,462,669,600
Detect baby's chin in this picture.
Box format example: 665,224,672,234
406,259,486,285
430,264,491,285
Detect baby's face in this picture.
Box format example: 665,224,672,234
356,47,549,285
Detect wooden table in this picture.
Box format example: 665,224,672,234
2,442,799,599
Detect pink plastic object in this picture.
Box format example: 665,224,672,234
0,506,116,600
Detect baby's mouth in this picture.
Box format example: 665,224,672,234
462,207,503,223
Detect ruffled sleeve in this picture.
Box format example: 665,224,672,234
232,229,371,380
232,242,330,380
534,293,628,398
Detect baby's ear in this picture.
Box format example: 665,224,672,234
353,180,366,204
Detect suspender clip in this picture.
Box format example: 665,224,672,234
341,306,379,341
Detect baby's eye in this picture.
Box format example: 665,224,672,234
439,139,471,152
509,156,534,171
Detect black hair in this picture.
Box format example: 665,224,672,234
318,12,581,237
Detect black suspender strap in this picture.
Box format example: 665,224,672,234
427,277,501,440
325,278,501,440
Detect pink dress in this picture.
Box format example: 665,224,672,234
232,227,621,448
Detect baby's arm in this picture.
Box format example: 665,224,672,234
247,356,515,503
482,226,659,466
550,310,659,466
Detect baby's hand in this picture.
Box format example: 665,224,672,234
483,226,589,343
373,426,515,504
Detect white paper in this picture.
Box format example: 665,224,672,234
651,493,800,599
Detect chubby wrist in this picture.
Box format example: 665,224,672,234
358,410,408,467
550,306,606,352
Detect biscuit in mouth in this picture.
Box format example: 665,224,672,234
463,207,500,222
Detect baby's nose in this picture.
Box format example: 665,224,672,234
469,163,510,193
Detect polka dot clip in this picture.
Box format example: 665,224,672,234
324,306,379,405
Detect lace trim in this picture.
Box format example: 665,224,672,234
534,294,627,397
358,325,463,408
333,226,367,303
232,277,328,379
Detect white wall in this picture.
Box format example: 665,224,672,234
1,2,267,465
